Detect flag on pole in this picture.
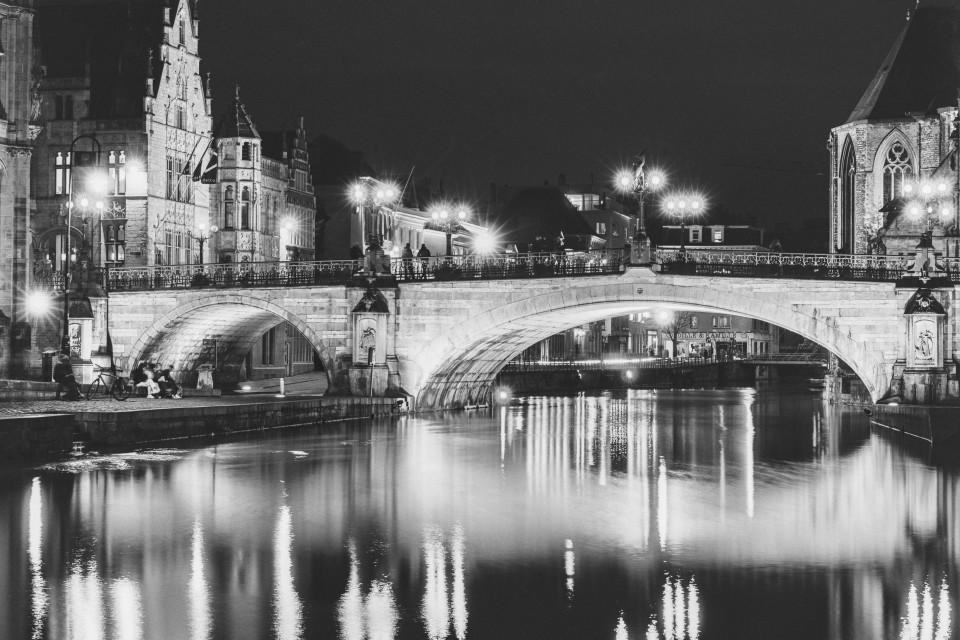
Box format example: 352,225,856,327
192,137,219,184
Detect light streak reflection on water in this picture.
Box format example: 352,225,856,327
7,391,960,639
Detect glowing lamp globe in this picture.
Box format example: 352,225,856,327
25,291,52,317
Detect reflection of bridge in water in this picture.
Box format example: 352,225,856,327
88,249,958,408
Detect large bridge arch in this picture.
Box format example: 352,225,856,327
124,292,337,388
401,274,901,410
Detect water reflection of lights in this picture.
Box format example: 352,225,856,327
65,560,105,640
658,456,668,551
644,575,700,640
451,525,468,639
901,578,951,640
110,578,143,640
338,542,365,640
616,613,628,640
273,505,304,640
564,539,575,598
745,409,755,519
422,528,449,640
366,580,399,640
189,519,211,640
29,477,48,640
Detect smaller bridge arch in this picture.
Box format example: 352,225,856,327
125,292,336,388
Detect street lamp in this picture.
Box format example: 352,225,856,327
349,178,400,250
902,178,954,274
60,134,103,357
430,201,470,256
194,222,219,265
614,160,666,263
662,193,706,253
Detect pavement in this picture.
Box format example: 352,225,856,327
0,394,310,418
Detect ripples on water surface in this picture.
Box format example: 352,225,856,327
0,389,956,639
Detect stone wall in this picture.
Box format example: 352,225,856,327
0,413,74,458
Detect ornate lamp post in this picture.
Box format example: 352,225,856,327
349,178,400,250
193,222,219,264
901,178,954,275
662,193,706,254
615,159,666,263
430,202,470,256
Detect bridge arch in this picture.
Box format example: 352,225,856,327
406,277,894,410
125,292,335,388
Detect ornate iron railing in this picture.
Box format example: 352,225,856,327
32,272,66,292
654,249,960,282
104,260,361,291
391,250,626,282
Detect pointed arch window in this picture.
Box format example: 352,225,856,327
882,141,912,204
840,141,856,253
242,143,251,161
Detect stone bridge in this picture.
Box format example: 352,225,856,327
105,256,960,409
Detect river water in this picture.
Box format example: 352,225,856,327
0,389,955,639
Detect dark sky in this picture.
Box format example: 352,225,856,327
202,0,930,231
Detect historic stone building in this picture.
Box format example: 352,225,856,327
0,0,37,378
26,0,211,378
829,7,960,257
207,92,316,264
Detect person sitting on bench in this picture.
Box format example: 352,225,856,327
136,368,161,399
156,365,181,399
53,355,83,400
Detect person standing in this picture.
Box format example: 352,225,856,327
401,242,414,279
416,244,431,279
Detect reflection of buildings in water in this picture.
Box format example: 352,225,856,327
61,557,145,640
190,519,212,640
643,574,700,640
451,525,468,640
273,505,303,640
29,477,47,640
338,541,365,640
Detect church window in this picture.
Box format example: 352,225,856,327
882,141,912,204
224,186,235,228
55,152,72,195
241,186,251,229
839,140,856,253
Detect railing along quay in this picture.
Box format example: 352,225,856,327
655,249,960,283
103,250,627,292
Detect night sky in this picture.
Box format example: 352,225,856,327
202,0,932,233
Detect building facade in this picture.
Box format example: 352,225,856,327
0,0,36,378
27,0,210,378
206,94,316,264
829,7,960,257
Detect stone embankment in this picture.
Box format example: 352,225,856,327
0,395,403,458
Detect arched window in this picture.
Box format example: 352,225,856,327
882,141,912,204
241,186,250,229
242,143,251,161
840,140,856,253
224,186,235,228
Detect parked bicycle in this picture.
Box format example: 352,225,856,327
85,365,132,401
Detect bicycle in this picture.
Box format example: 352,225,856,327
85,366,132,401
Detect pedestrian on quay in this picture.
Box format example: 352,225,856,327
416,243,431,279
401,242,414,279
156,365,182,399
53,355,83,401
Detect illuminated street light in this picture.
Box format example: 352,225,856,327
473,231,498,254
349,177,401,250
900,177,954,274
194,222,219,265
430,201,471,256
25,291,53,318
662,192,707,252
614,160,667,263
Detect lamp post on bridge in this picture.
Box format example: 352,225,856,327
615,159,666,264
192,222,219,264
662,193,706,257
429,201,471,256
901,178,955,276
350,177,401,251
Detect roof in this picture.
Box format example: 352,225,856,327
215,87,260,139
492,187,596,246
848,7,960,123
37,0,167,119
